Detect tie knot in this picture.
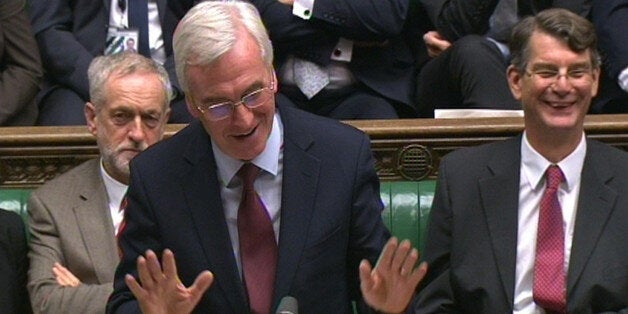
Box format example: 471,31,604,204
238,163,260,189
545,165,565,191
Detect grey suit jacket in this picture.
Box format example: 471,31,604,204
416,136,628,313
28,159,119,314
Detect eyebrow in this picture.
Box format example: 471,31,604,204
529,62,591,70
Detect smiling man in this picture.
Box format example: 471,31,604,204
415,8,628,313
27,52,171,313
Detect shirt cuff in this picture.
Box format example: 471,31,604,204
330,38,353,62
293,0,314,20
618,66,628,93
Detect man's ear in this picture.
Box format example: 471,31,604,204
185,95,200,118
85,102,98,136
590,66,600,98
507,65,523,101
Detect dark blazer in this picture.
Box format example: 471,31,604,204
415,136,628,313
107,99,390,313
0,0,42,126
28,0,181,102
0,209,32,314
591,0,628,113
420,0,592,42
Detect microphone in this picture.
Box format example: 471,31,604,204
275,296,298,314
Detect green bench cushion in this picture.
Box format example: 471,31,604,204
380,180,435,253
0,189,31,222
1,183,435,251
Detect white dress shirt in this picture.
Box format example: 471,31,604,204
513,132,586,313
100,159,128,236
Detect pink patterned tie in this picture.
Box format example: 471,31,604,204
237,163,277,314
533,165,567,314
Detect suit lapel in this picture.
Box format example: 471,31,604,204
479,138,522,307
567,141,617,295
73,159,119,284
273,114,320,305
180,124,247,312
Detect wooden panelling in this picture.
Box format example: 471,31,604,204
1,115,627,188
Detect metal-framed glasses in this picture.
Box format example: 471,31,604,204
524,65,594,86
196,76,275,121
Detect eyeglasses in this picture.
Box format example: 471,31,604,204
524,66,594,86
196,76,275,121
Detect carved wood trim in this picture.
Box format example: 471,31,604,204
1,115,627,188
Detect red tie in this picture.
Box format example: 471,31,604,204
533,165,567,314
237,163,277,314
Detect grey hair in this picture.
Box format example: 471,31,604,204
87,52,172,111
173,1,274,94
510,8,601,72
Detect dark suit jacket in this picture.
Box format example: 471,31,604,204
415,136,628,313
591,0,628,113
0,209,32,314
107,100,390,313
28,0,181,102
0,0,42,126
420,0,591,42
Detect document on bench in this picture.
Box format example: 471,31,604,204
435,109,524,118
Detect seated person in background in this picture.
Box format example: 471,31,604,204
415,0,590,117
0,0,43,126
0,208,32,314
27,52,171,313
590,0,628,114
107,2,426,313
28,0,191,125
416,8,628,312
173,0,432,119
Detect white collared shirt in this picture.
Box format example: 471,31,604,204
99,159,128,236
213,112,284,276
513,132,586,313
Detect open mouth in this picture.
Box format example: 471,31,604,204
233,125,257,139
544,100,576,109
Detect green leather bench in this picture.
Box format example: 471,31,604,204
0,181,435,250
0,189,31,221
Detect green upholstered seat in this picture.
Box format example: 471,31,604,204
380,181,434,254
0,183,435,251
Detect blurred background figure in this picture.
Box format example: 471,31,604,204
28,0,191,125
172,0,432,119
415,0,590,117
590,0,628,113
0,0,43,126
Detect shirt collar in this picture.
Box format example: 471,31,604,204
213,111,284,187
521,131,586,192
